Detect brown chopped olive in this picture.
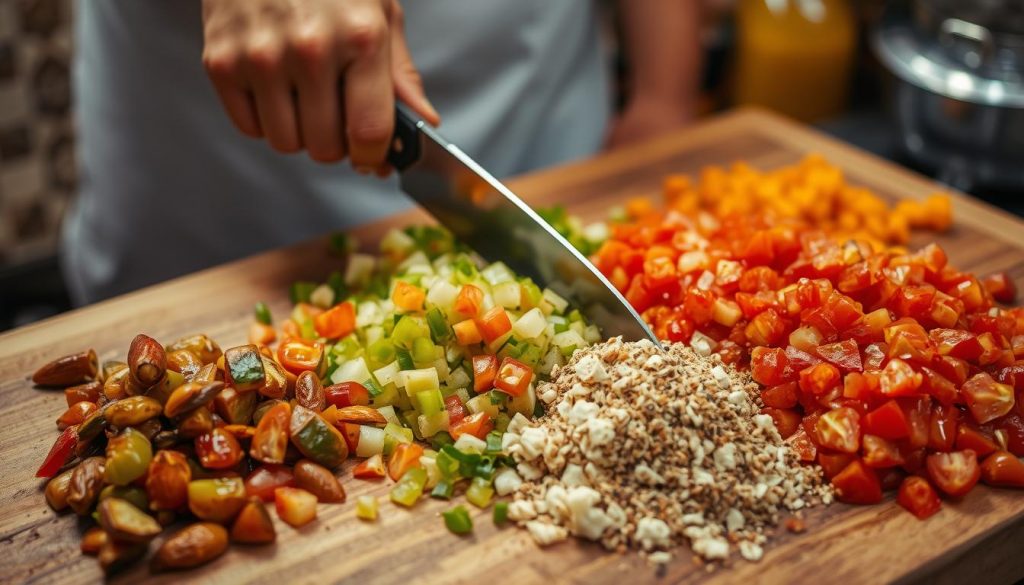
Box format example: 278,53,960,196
98,538,147,575
131,417,164,441
99,484,150,512
65,380,102,407
103,367,130,401
192,362,220,383
152,429,181,450
104,395,162,427
101,360,127,382
214,386,259,425
259,357,289,399
128,334,167,388
77,409,107,443
166,348,203,379
146,450,192,511
144,369,185,405
164,381,224,419
45,468,75,512
151,522,228,572
67,456,106,515
294,370,326,412
81,527,107,555
98,497,161,543
230,498,276,544
166,334,223,365
57,401,97,430
293,460,345,503
177,407,215,439
32,349,98,387
224,345,266,392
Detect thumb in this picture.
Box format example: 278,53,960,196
389,3,440,126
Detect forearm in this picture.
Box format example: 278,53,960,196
617,0,702,108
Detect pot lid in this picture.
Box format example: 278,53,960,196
874,21,1024,108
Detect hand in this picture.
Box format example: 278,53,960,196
201,0,440,171
605,97,693,150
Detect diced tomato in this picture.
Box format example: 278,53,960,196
476,306,512,344
962,372,1015,424
750,347,791,386
818,452,856,480
494,357,532,397
862,399,910,440
897,476,941,519
816,339,863,372
878,359,923,397
454,284,484,317
745,308,788,346
36,425,77,478
900,397,931,449
245,465,295,501
325,381,371,408
444,395,468,426
932,355,969,386
471,355,498,393
929,329,983,361
683,287,715,326
815,407,861,454
832,459,883,505
387,443,425,481
982,272,1017,304
862,434,903,468
900,445,928,475
277,339,324,375
863,343,888,370
449,412,494,441
799,363,841,397
993,413,1024,456
955,424,999,458
314,301,357,339
926,450,980,497
761,382,799,409
353,454,386,479
979,450,1024,488
787,427,818,462
761,407,802,439
643,256,677,289
920,367,959,406
927,403,958,452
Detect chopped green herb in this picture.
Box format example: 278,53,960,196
254,302,273,325
493,501,509,525
442,505,473,535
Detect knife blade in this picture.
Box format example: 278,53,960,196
386,103,659,345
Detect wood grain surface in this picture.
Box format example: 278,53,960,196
2,109,1023,585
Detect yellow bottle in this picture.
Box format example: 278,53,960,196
733,0,856,123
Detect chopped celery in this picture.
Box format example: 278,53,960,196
417,411,450,438
466,395,500,420
395,348,415,371
492,281,521,309
391,315,426,349
356,426,386,457
330,357,372,385
441,445,481,477
254,302,272,325
413,388,444,415
368,339,396,365
431,481,454,500
290,281,317,304
494,413,511,433
378,408,403,427
426,307,451,342
484,431,503,454
488,391,508,407
520,279,543,309
434,448,460,479
466,477,494,508
442,505,473,535
389,467,427,507
430,432,455,452
355,495,378,521
493,501,509,525
310,283,335,308
404,368,440,394
372,382,399,407
542,288,569,313
363,377,384,397
411,337,436,364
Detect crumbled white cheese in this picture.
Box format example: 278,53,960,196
634,463,665,486
574,354,609,383
711,365,732,389
526,521,568,546
453,434,486,454
726,508,745,532
561,463,589,488
635,517,671,550
692,536,730,560
739,541,764,562
585,417,615,447
518,427,548,461
714,442,738,471
507,500,538,521
494,468,523,496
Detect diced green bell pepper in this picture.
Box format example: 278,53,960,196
389,467,427,507
104,428,152,486
442,505,473,535
466,476,494,509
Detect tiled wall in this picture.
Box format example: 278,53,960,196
0,0,75,267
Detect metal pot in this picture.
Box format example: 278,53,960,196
873,0,1024,191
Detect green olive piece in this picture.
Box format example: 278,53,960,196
224,345,266,392
104,428,153,486
289,405,348,469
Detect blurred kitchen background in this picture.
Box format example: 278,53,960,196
0,0,1022,331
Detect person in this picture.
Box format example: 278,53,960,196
63,0,701,304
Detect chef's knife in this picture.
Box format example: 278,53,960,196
386,103,659,345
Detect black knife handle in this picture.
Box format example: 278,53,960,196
387,102,422,171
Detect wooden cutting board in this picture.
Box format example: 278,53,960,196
2,109,1023,585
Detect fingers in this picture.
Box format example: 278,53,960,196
341,8,394,171
290,24,345,162
389,1,440,127
245,35,301,153
203,49,263,138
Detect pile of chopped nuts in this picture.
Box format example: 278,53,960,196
499,338,832,564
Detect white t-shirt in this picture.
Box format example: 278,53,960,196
63,1,610,304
